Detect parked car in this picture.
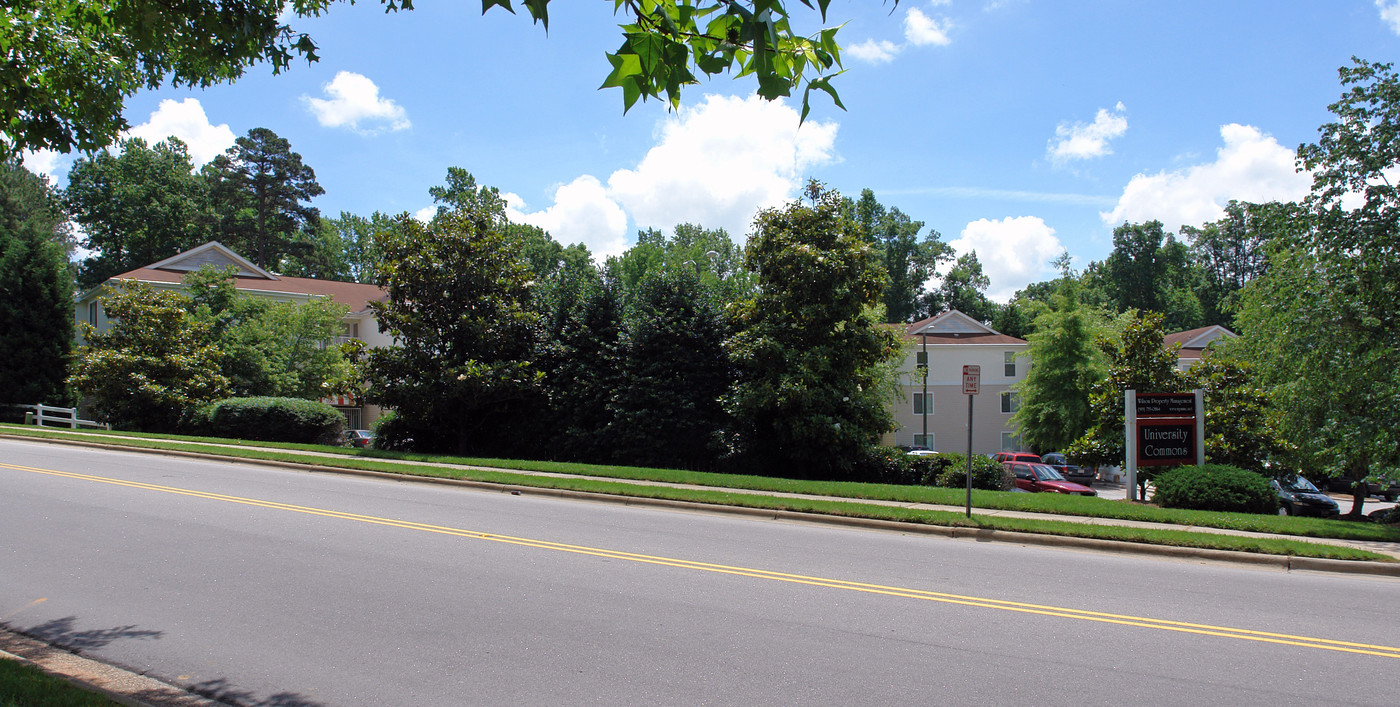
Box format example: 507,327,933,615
1272,476,1340,518
906,446,938,457
993,452,1042,465
1320,476,1400,502
344,429,375,448
1004,462,1097,496
1040,452,1095,486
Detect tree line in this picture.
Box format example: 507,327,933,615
3,58,1398,508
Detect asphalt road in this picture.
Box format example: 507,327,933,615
2,438,1397,706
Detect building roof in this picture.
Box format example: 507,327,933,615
1164,324,1237,359
105,241,386,315
903,310,1026,346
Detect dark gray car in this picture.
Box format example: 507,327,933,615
1041,452,1095,486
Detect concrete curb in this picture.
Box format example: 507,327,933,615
0,628,223,707
6,432,1400,578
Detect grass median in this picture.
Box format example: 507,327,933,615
3,425,1395,562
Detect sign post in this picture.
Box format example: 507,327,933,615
962,365,980,518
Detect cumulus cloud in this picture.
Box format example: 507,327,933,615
848,39,901,64
303,71,410,134
607,94,838,237
904,7,953,46
508,94,839,257
1379,1,1400,34
949,216,1064,303
848,4,954,63
1048,102,1128,164
1101,123,1312,231
126,98,236,166
507,177,631,259
21,149,67,182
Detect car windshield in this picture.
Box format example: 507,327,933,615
1042,454,1064,464
1287,477,1320,493
1031,464,1065,481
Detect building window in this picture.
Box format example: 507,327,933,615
1001,432,1022,451
1004,351,1016,377
88,301,98,325
913,393,933,415
916,351,928,368
1001,392,1019,414
914,433,935,449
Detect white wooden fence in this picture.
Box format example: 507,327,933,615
21,403,110,430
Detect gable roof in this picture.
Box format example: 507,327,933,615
101,242,386,315
143,241,276,280
904,310,1026,345
1164,325,1237,359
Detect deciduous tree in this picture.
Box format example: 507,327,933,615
361,173,541,455
65,137,214,288
1234,58,1400,517
726,181,901,479
69,280,229,431
1010,279,1106,454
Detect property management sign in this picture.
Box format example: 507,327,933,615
1136,418,1196,467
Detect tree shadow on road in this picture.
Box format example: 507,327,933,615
186,677,328,707
23,615,163,652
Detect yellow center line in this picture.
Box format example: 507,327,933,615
6,461,1399,659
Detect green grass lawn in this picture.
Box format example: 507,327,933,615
0,657,116,707
4,424,1396,562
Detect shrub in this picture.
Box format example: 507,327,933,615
208,397,344,445
371,410,416,452
925,452,1012,491
1151,464,1277,514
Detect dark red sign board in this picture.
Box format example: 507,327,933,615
1136,393,1195,418
1137,418,1196,467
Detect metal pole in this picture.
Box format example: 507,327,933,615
921,333,928,448
1125,389,1137,501
966,393,973,518
1193,388,1205,466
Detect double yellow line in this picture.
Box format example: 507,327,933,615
6,461,1399,660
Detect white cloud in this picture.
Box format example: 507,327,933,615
21,149,68,183
848,5,953,64
611,94,838,237
848,39,901,64
507,177,631,259
1378,1,1400,34
125,98,236,166
303,71,410,134
1101,123,1312,231
506,94,838,258
1048,102,1128,164
949,216,1064,303
414,207,436,223
904,7,953,46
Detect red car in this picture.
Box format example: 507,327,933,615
1005,462,1097,496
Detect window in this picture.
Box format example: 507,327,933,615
1004,351,1017,377
88,301,98,325
913,392,932,415
1001,432,1022,451
916,351,928,368
1001,392,1019,414
914,433,935,449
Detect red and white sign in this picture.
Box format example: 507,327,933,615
962,365,981,395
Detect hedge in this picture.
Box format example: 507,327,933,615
206,397,345,445
1151,464,1277,514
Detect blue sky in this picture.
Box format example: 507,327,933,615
25,1,1400,300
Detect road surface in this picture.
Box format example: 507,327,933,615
2,439,1395,706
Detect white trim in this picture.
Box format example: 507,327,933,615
146,241,278,281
